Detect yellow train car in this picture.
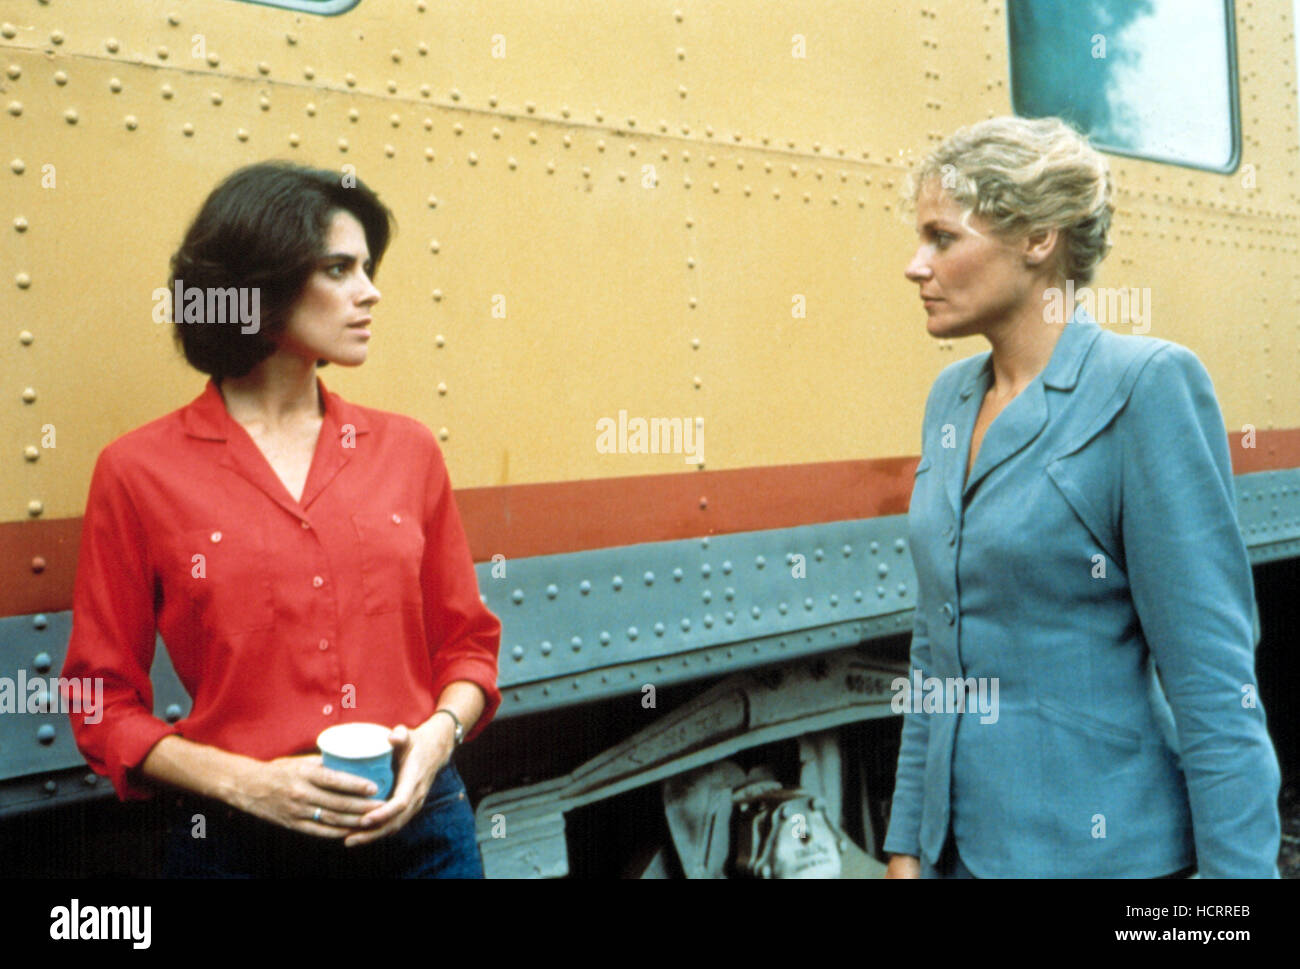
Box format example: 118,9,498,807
1,0,1297,878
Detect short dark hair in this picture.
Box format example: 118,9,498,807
168,161,394,380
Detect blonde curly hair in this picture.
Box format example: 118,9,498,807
911,116,1113,285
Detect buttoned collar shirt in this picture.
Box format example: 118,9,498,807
63,377,502,800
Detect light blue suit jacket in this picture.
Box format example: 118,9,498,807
882,308,1281,877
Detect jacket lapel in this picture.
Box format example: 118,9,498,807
957,307,1102,503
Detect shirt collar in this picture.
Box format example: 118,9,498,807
181,375,372,441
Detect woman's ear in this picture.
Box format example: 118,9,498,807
1023,226,1061,269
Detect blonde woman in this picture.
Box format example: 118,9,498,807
883,116,1280,878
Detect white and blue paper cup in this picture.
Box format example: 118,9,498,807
317,723,394,801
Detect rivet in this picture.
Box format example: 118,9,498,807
612,575,623,591
570,636,582,651
32,613,47,629
724,587,734,601
338,138,349,152
488,94,497,106
43,779,57,795
33,652,52,673
84,773,99,787
63,108,78,124
895,538,906,553
451,89,461,101
237,128,249,142
20,330,34,344
435,333,445,347
430,239,440,253
22,387,35,403
546,162,555,174
540,640,552,656
37,724,56,745
468,152,478,165
161,84,174,99
6,65,19,80
722,560,732,574
289,134,300,147
511,589,524,604
508,157,518,170
438,427,449,441
681,618,691,632
644,571,655,586
654,623,665,637
209,92,222,106
691,337,700,349
688,297,698,308
165,704,183,723
7,101,21,116
391,49,402,64
259,96,270,111
258,62,270,75
627,627,638,640
580,580,591,595
50,31,64,45
16,272,31,288
751,606,761,619
525,102,536,113
779,603,789,614
600,632,611,646
0,24,14,40
491,126,501,139
693,376,702,388
511,645,524,660
348,108,360,122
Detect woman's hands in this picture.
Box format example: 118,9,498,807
340,718,456,847
885,854,921,878
231,753,384,837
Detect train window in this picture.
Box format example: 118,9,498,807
226,0,360,13
1008,0,1239,172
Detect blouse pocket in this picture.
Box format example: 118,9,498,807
351,510,426,615
180,526,276,634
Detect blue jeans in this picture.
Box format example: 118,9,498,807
161,762,482,878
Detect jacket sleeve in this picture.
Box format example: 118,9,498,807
881,582,932,858
1119,344,1281,877
882,380,942,859
420,435,503,742
62,446,179,800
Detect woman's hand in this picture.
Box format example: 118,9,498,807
342,718,456,848
231,753,384,838
885,854,921,878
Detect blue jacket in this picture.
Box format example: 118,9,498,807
882,309,1281,877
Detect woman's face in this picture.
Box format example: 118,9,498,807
904,180,1035,340
278,210,381,367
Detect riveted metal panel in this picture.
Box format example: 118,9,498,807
478,515,916,705
0,612,191,797
1237,468,1300,563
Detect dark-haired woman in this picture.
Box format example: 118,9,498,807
63,162,501,877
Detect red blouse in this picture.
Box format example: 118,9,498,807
62,377,502,801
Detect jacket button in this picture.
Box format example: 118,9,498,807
312,576,324,588
391,513,402,524
322,704,333,715
210,531,222,543
941,602,955,625
319,639,329,651
301,520,310,529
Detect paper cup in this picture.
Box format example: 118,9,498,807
317,722,394,801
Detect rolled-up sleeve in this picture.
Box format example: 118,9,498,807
419,438,502,742
62,447,178,801
1120,344,1281,877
